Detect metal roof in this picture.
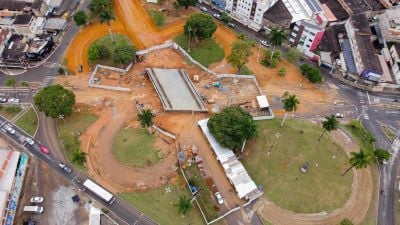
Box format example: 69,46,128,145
198,119,258,199
341,39,357,74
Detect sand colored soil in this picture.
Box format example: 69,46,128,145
60,1,372,224
256,129,373,225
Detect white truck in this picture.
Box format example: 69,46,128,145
23,206,44,214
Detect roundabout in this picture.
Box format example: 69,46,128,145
243,119,373,224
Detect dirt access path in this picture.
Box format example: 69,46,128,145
56,76,178,193
256,129,373,225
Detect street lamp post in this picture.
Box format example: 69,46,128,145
268,132,281,156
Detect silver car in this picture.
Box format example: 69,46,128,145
3,124,15,134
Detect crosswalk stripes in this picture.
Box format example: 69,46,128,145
41,76,56,87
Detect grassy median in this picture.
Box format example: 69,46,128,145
15,108,38,136
243,119,352,213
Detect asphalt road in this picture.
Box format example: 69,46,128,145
0,114,158,225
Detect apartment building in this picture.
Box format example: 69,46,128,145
378,8,400,43
225,0,277,31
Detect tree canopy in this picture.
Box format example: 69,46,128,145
207,106,256,149
137,109,155,128
184,13,217,41
176,195,192,215
342,150,372,176
269,28,286,47
5,78,16,87
88,0,114,23
34,84,76,119
282,92,299,114
374,148,391,163
286,48,300,63
112,41,136,64
227,40,253,72
300,64,322,83
262,49,281,68
74,11,88,26
340,218,354,225
88,43,110,61
177,0,197,9
319,115,338,141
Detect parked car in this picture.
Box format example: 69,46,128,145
335,113,344,118
25,137,35,146
59,163,72,173
23,206,44,214
261,40,270,47
30,197,44,203
335,58,341,66
8,98,19,104
3,124,15,134
214,192,224,205
0,97,7,103
213,13,222,20
200,6,208,12
227,22,235,28
40,145,50,154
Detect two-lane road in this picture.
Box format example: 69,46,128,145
0,114,158,225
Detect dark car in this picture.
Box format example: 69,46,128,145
59,163,72,173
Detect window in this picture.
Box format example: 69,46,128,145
306,44,310,48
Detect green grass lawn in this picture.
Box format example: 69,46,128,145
149,11,165,27
15,108,38,136
343,120,378,225
243,119,353,213
0,105,22,120
119,177,204,225
112,128,160,167
88,34,131,67
174,34,224,67
58,109,98,171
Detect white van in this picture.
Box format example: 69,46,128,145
23,206,44,214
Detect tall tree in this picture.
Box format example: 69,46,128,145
374,148,391,163
184,13,217,41
208,106,256,149
74,11,88,26
5,77,17,97
72,150,87,166
99,9,114,24
34,84,76,119
137,109,155,128
281,92,299,127
177,0,197,9
319,115,338,141
342,150,372,176
269,28,286,59
227,40,252,73
112,41,136,64
176,195,192,215
88,44,110,61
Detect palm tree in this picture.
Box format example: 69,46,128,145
374,148,391,163
281,92,299,127
269,28,286,60
176,195,192,215
5,77,17,97
72,150,87,166
342,150,372,176
137,109,155,128
319,115,338,141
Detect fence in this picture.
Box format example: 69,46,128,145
87,64,131,92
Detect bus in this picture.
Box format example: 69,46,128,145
83,179,116,204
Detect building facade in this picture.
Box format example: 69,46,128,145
225,0,278,31
378,8,400,43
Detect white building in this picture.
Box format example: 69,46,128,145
225,0,278,31
12,15,45,38
289,20,325,58
389,43,400,84
281,0,323,23
378,8,400,43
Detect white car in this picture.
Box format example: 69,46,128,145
335,113,344,118
335,59,341,66
213,13,222,20
30,196,44,203
3,124,15,134
25,137,35,146
200,6,208,12
261,40,270,47
214,192,224,205
7,98,20,104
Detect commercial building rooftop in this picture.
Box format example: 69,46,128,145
342,0,371,15
319,0,348,21
13,14,32,25
263,0,292,26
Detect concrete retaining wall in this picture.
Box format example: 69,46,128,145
88,64,131,92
